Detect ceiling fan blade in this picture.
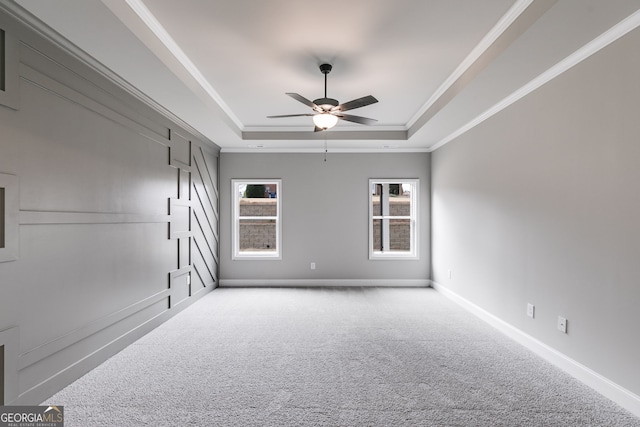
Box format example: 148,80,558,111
267,113,315,118
334,113,378,125
333,95,378,112
286,93,320,110
314,126,324,132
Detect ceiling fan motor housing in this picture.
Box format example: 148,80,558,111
313,97,339,111
319,63,332,74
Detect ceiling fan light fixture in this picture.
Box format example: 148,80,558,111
313,113,338,130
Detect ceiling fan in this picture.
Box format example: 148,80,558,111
267,63,378,132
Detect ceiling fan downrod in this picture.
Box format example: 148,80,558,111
319,63,332,98
315,64,338,110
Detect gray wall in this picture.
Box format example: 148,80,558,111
220,152,430,285
0,9,218,404
431,26,640,396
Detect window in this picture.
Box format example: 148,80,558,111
0,24,18,109
369,179,419,259
0,187,4,249
1,29,5,92
232,179,281,260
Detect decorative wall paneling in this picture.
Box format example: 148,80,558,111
168,130,193,309
191,146,220,290
168,131,219,307
18,43,170,144
0,8,219,404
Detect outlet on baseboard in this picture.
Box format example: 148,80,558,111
557,316,568,333
527,303,535,319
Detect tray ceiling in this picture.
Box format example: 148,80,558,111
12,0,640,151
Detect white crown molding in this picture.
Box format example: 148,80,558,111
430,8,640,152
431,281,640,419
242,129,408,141
220,147,432,154
0,0,219,150
406,0,535,129
243,125,408,133
124,0,243,131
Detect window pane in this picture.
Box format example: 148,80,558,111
239,183,278,217
390,193,411,216
389,219,411,251
373,219,411,252
372,218,382,251
372,183,412,218
372,184,383,216
239,219,277,253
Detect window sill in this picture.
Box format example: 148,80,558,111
233,252,281,261
370,252,419,261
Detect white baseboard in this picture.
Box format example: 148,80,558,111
431,281,640,418
219,279,430,288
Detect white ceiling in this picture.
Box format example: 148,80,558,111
11,0,640,151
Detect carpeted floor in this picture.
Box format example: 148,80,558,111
43,287,640,426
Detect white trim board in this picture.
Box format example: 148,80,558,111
221,147,432,154
430,8,640,152
431,281,640,419
407,0,535,128
219,279,430,288
0,1,219,151
122,0,242,130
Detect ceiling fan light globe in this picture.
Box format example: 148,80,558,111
313,113,338,130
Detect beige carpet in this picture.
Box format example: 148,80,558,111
43,287,640,426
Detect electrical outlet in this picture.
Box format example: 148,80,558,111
527,303,535,319
310,262,316,270
557,316,567,333
448,269,452,279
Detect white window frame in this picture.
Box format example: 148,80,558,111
232,179,282,260
369,179,419,260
